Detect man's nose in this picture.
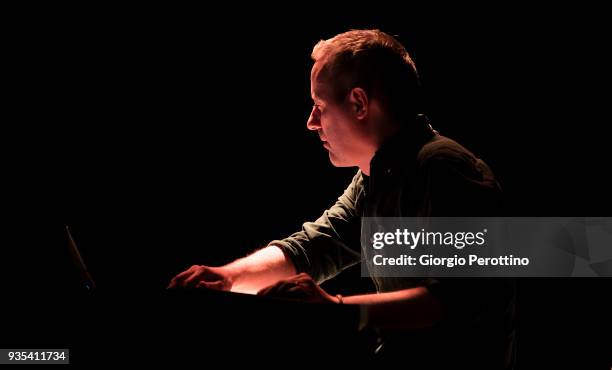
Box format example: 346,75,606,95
306,107,320,131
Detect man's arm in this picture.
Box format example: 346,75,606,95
167,245,295,294
344,287,444,330
256,272,443,330
269,171,364,283
224,245,296,293
169,171,363,292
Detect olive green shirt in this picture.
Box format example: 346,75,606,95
270,123,515,368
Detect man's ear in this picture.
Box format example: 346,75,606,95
348,87,369,120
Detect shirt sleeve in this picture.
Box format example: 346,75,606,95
268,171,365,284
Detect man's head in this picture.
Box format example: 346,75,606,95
306,29,422,173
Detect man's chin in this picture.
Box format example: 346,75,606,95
328,153,351,168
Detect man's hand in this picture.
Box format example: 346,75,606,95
167,265,233,290
257,273,339,304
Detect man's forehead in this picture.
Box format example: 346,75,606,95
311,81,324,100
310,62,329,100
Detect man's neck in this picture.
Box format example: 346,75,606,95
359,119,403,176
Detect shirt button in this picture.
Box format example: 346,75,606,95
385,168,392,175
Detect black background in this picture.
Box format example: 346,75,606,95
2,4,611,368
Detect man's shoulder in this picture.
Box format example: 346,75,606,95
416,135,479,165
413,135,499,188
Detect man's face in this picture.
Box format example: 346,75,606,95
306,62,370,168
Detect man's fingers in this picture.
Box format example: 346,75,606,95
168,271,189,289
183,272,203,288
167,266,198,289
257,286,271,296
257,274,327,303
258,280,301,296
196,281,224,290
294,274,315,285
270,281,297,295
184,267,224,288
284,286,309,298
299,277,318,289
257,283,279,296
258,281,287,296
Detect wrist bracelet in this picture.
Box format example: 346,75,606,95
336,294,343,304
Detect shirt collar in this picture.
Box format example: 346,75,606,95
369,115,437,177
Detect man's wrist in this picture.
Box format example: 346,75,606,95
335,294,343,304
220,264,240,285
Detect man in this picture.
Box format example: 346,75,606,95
169,30,515,368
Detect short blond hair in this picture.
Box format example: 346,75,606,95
312,29,422,122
